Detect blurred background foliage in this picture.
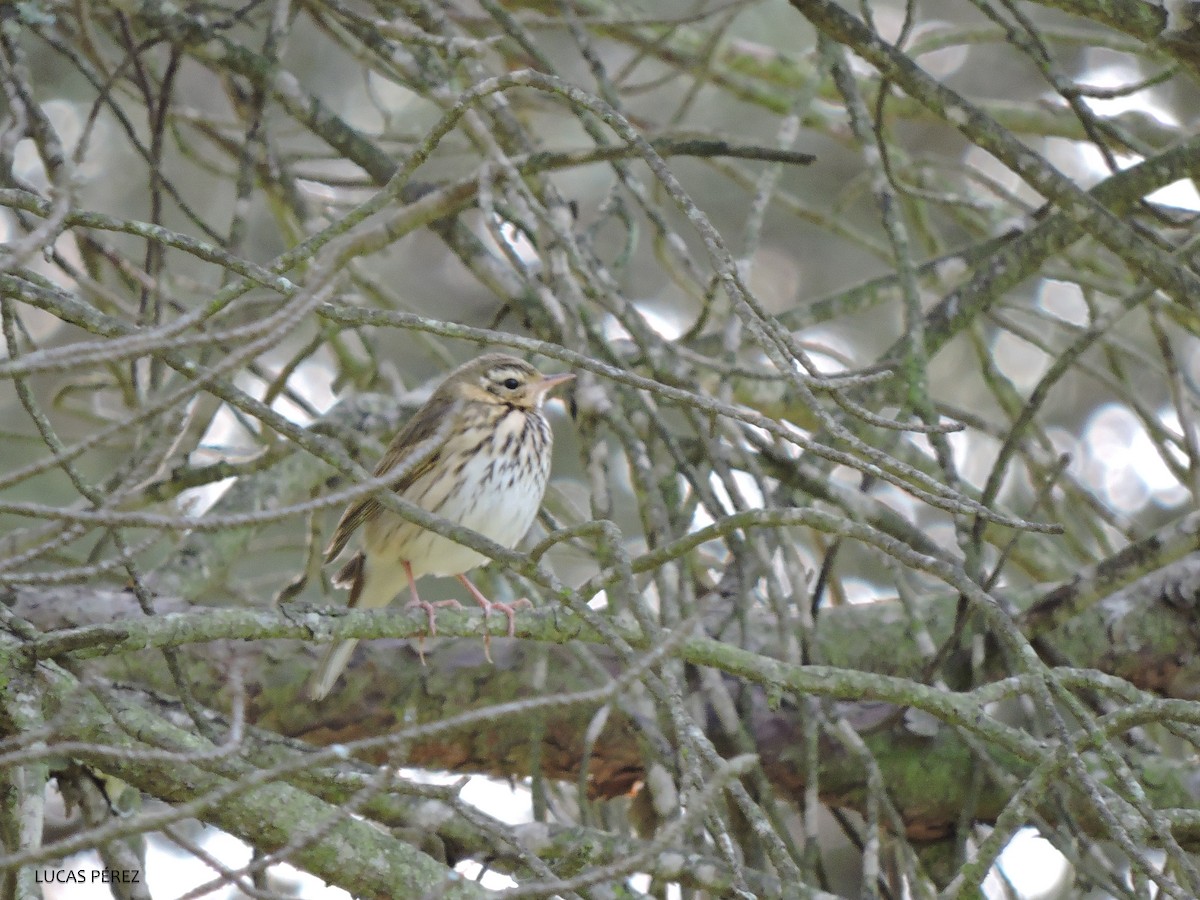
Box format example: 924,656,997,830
5,0,1200,897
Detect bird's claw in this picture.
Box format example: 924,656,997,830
489,597,534,637
406,597,462,664
477,597,534,662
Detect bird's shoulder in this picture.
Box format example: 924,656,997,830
323,392,461,562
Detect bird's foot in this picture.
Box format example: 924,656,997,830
487,597,534,638
405,596,463,636
456,575,533,662
405,597,462,664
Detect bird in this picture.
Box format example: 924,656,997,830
306,352,574,701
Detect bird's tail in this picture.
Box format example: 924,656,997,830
306,551,398,701
306,638,360,702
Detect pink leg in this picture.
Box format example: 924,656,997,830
456,574,532,662
403,561,461,662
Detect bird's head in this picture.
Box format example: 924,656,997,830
447,353,574,410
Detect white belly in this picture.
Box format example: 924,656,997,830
363,408,551,578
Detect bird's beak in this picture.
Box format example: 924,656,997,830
535,372,575,397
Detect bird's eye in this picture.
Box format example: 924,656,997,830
503,377,520,390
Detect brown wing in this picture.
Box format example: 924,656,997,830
323,392,459,563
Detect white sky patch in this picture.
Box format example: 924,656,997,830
156,828,249,899
1043,137,1113,186
989,827,1072,899
180,407,260,516
1070,61,1199,211
1072,143,1200,210
171,828,353,899
1147,408,1192,506
945,427,1001,493
1147,177,1200,211
626,874,681,897
601,303,688,342
908,21,969,78
1080,403,1187,513
41,851,107,900
43,829,353,899
459,777,533,825
639,303,688,340
991,330,1051,391
708,469,766,516
493,216,541,266
268,355,337,427
258,863,351,899
828,463,862,488
691,500,714,531
690,470,766,538
1078,62,1177,125
964,55,1193,215
398,770,532,890
839,578,892,605
178,356,337,516
1036,279,1089,327
454,861,518,891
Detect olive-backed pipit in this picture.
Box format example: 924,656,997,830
306,353,573,700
